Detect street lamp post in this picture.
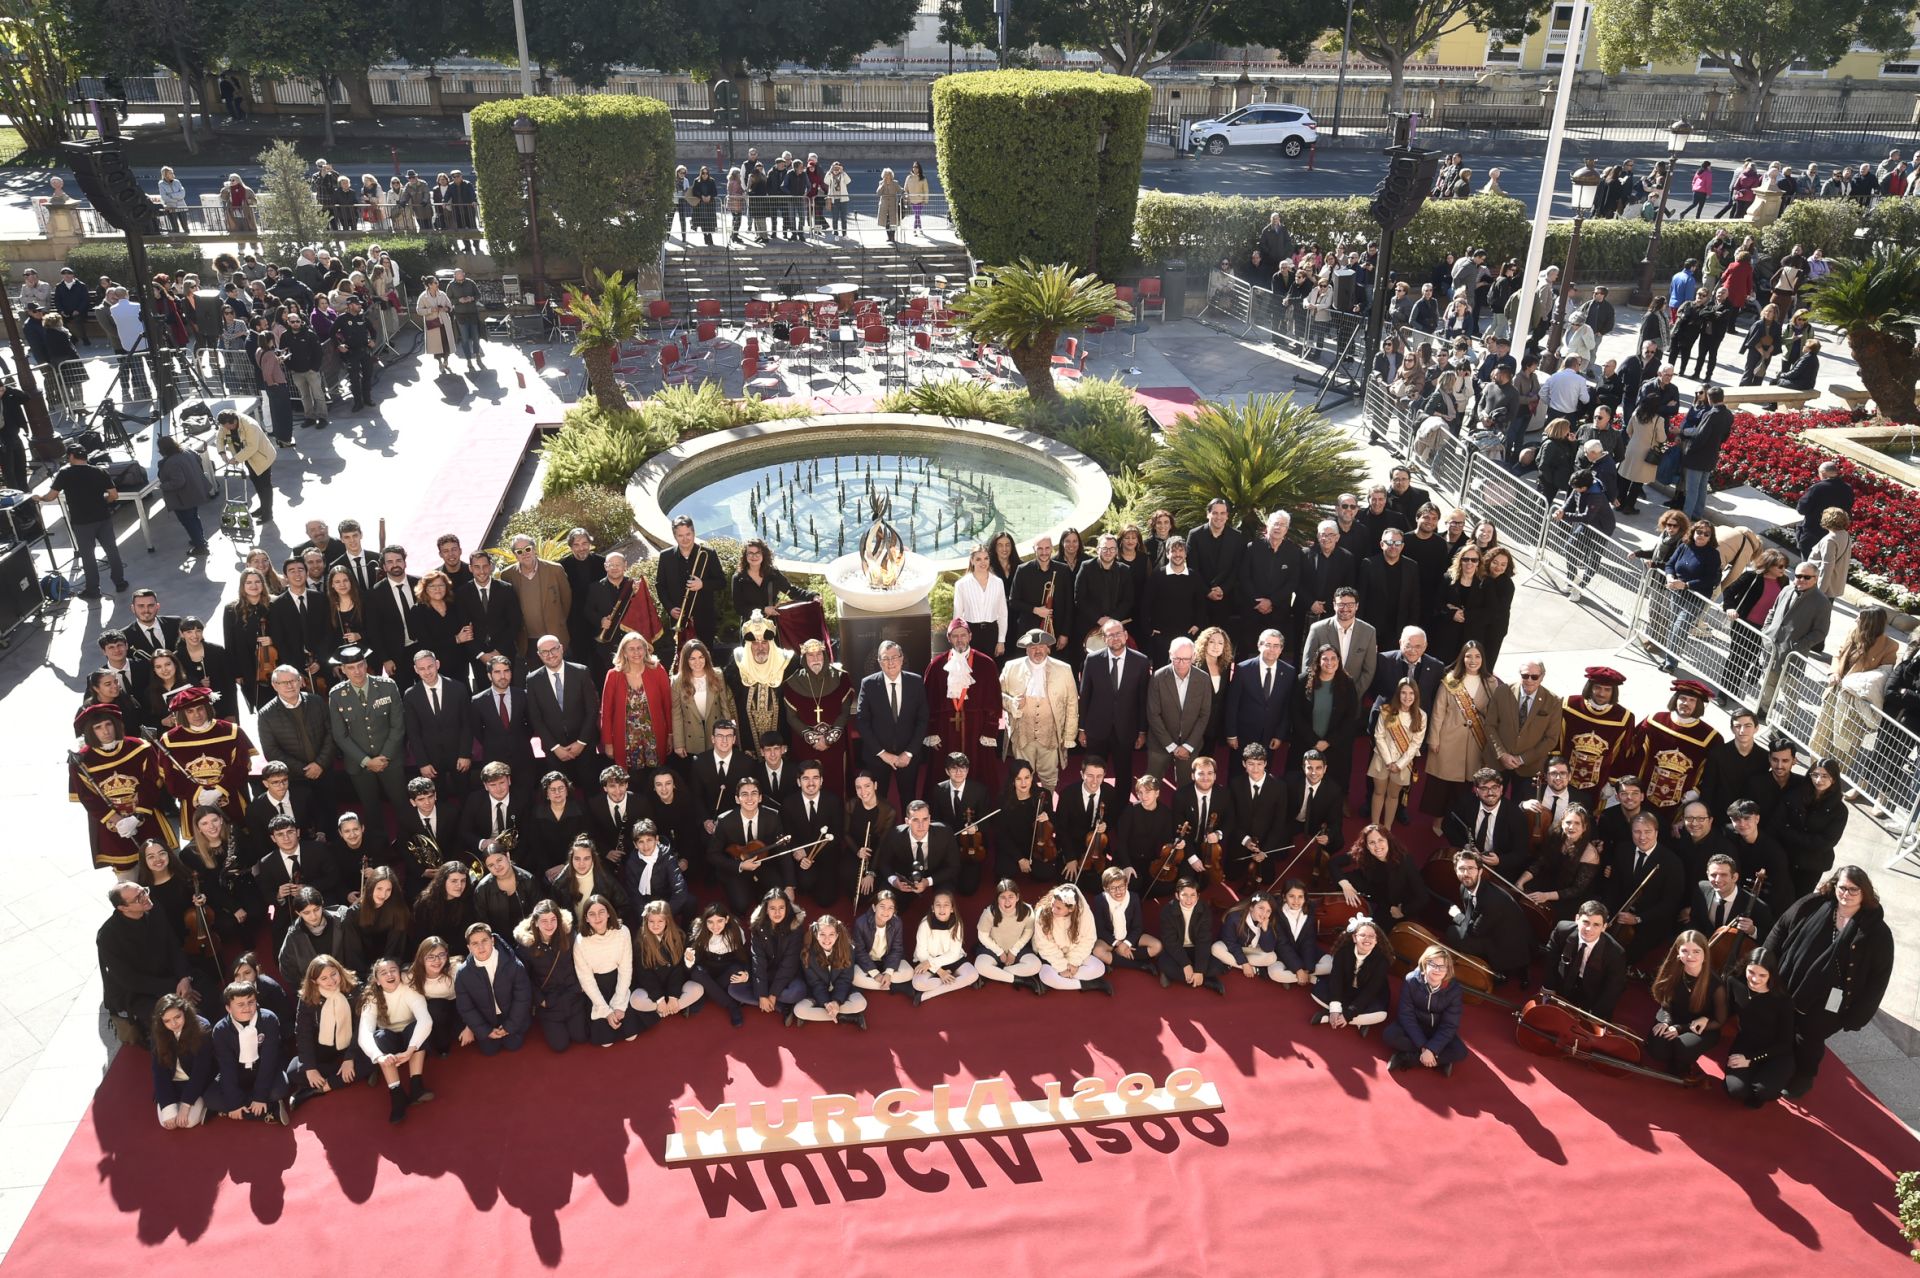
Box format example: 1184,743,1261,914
1546,160,1601,359
1633,119,1692,307
511,114,545,305
1331,0,1356,138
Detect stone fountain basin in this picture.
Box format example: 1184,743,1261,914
827,551,939,612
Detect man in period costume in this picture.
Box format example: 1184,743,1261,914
1559,666,1637,805
728,611,792,756
782,638,853,794
1633,679,1723,826
160,687,256,828
71,704,178,872
923,618,1001,791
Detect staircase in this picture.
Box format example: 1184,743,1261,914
662,236,974,317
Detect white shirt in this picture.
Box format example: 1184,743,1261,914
475,950,501,1012
1333,622,1355,665
109,297,145,350
1545,366,1592,414
952,573,1008,633
1171,671,1190,708
1024,658,1050,698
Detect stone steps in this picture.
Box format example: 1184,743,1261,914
662,239,973,316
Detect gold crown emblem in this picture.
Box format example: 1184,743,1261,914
186,755,226,784
97,771,140,804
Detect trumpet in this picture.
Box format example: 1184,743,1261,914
1040,578,1055,638
676,546,707,645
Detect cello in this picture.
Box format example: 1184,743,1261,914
1478,856,1556,945
1514,990,1691,1085
1704,870,1766,973
1386,921,1515,1009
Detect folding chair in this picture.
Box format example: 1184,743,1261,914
646,298,676,341
744,299,773,343
1050,337,1081,370
1138,277,1166,321
786,324,814,377
863,324,893,381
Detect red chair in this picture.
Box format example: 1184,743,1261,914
694,298,722,322
908,329,933,378
1138,276,1166,321
786,324,813,376
662,342,695,385
646,298,676,340
694,319,720,353
1114,285,1136,307
1050,336,1080,369
863,324,892,378
744,299,773,342
741,353,762,389
1055,345,1091,382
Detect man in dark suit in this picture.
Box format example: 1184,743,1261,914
457,550,523,685
1386,466,1432,527
585,764,651,864
1172,755,1234,882
855,641,928,810
327,519,381,596
453,924,533,1055
524,632,601,793
1008,535,1075,659
403,649,473,802
456,761,522,863
653,516,726,656
1156,878,1223,991
787,761,847,907
1225,630,1295,769
1187,499,1247,633
1445,849,1534,984
1607,809,1685,971
470,657,537,808
1281,750,1345,857
1356,531,1421,652
125,588,182,658
1370,630,1447,717
1541,904,1628,1021
876,801,959,899
927,752,990,897
254,815,351,939
1227,744,1286,882
1679,852,1774,943
394,776,458,885
363,545,422,685
243,762,320,866
1446,767,1529,879
707,778,791,912
1795,459,1855,558
756,735,796,809
1298,519,1357,647
1077,619,1151,798
1238,510,1301,653
267,558,330,687
690,720,764,830
1053,757,1117,882
622,819,697,928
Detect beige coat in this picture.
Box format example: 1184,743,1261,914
1000,656,1078,744
220,411,277,474
1424,674,1517,783
1620,408,1666,485
877,179,904,229
1807,529,1852,599
671,675,737,756
511,558,573,652
1497,682,1563,779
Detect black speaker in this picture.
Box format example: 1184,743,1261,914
0,492,45,543
1332,268,1356,314
0,544,39,634
60,139,159,234
1368,149,1441,233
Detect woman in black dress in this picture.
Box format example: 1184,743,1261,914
175,617,236,720
988,532,1021,609
1143,509,1175,569
1780,757,1849,900
344,866,413,978
410,862,479,950
323,564,371,651
524,770,588,877
1310,918,1391,1034
408,569,473,672
142,650,192,732
1333,824,1428,923
1514,803,1604,921
1196,626,1235,760
1764,865,1894,1096
1722,948,1796,1107
514,899,590,1052
222,568,276,711
993,759,1051,881
1480,546,1517,668
1428,544,1484,665
845,770,897,898
731,537,804,621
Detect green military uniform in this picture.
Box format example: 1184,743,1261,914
328,663,407,816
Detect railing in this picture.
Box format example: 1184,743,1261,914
1765,653,1920,859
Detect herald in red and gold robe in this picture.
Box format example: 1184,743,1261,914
1559,697,1636,792
70,737,179,870
1634,712,1723,815
161,719,256,824
924,646,1003,792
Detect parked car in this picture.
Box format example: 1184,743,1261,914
1185,105,1318,158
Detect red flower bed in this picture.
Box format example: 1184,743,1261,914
1712,408,1920,587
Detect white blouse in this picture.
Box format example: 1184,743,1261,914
357,985,431,1060
915,919,968,969
952,572,1009,634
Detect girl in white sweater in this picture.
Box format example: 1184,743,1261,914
574,896,639,1045
975,880,1043,991
911,890,980,1002
1033,884,1111,993
358,958,433,1123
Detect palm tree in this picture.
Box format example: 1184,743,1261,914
1141,395,1368,533
568,269,646,411
1804,247,1920,422
951,259,1128,406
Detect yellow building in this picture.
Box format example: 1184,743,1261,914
1428,6,1920,79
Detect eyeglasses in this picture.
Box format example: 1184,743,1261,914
1519,672,1543,681
1794,573,1817,581
1833,884,1862,897
1459,556,1481,564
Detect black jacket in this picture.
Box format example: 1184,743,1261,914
1766,894,1893,1031
1542,922,1627,1020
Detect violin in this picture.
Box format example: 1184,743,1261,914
1387,921,1513,1009
957,807,996,863
1029,788,1059,864
1704,870,1766,973
1149,820,1195,887
1193,805,1226,889
1514,990,1690,1086
1075,815,1111,884
726,833,791,863
183,869,220,962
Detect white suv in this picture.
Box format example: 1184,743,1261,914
1186,105,1318,158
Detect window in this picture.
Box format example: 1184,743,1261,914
1884,61,1920,76
1544,3,1587,70
1485,31,1525,66
1699,53,1822,75
1268,109,1302,124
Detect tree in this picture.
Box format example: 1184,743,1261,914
60,0,242,145
1804,246,1920,423
225,0,394,148
1205,1,1348,64
1594,0,1917,123
939,0,1343,73
1347,0,1548,112
1141,395,1368,534
254,139,328,260
476,0,681,87
673,0,917,86
0,0,73,152
568,271,648,412
952,259,1128,406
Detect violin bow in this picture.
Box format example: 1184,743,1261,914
1144,818,1191,897
1257,841,1307,897
753,831,831,866
958,806,1002,835
1607,864,1661,929
1475,857,1556,922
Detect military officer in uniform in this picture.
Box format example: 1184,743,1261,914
326,643,408,817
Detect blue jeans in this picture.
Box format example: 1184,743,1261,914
1683,467,1712,519
454,315,482,360
172,504,207,548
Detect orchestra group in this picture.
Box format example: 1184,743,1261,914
75,485,1893,1131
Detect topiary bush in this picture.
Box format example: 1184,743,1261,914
1542,216,1747,282
339,236,456,285
1761,198,1867,257
641,381,809,437
539,403,676,496
1867,196,1920,249
934,70,1149,272
64,241,207,285
470,95,676,278
1133,192,1530,280
504,484,639,549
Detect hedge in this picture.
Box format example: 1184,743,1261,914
1133,192,1531,278
503,485,639,550
1868,195,1920,248
934,71,1149,272
1541,216,1747,282
337,236,457,285
63,241,208,284
470,96,676,278
1761,199,1874,257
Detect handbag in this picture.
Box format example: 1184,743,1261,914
1643,442,1665,466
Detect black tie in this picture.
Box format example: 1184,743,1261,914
1579,942,1590,976
1263,664,1273,698
480,586,489,608
1475,808,1490,847
429,684,440,716
744,818,754,844
294,593,304,618
612,804,622,831
147,625,161,648
394,583,412,643
1715,896,1728,929
494,802,505,835
807,801,816,825
1113,654,1123,690
1198,795,1208,830
890,680,899,719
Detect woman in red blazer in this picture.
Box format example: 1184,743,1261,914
600,633,673,776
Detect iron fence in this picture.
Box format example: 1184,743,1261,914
1764,653,1920,858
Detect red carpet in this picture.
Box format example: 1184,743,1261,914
7,976,1916,1275
1132,386,1203,429
388,407,546,557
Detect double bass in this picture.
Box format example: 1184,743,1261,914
1514,990,1690,1085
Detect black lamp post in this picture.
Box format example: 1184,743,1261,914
511,114,545,305
1633,120,1692,307
1546,160,1601,359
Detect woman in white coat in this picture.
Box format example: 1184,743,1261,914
416,275,454,375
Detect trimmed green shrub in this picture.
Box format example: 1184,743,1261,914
539,403,676,496
504,485,639,548
63,241,207,284
339,236,457,284
1762,198,1867,257
470,96,676,277
641,381,809,437
1542,216,1747,282
876,378,1023,421
934,70,1149,272
1141,394,1367,535
1867,196,1920,249
1133,192,1530,279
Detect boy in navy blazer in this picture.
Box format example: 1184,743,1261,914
210,981,290,1123
454,923,534,1053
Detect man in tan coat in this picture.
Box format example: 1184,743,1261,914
1496,659,1564,799
1002,628,1078,789
507,534,573,663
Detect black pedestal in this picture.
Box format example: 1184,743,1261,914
838,598,933,679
